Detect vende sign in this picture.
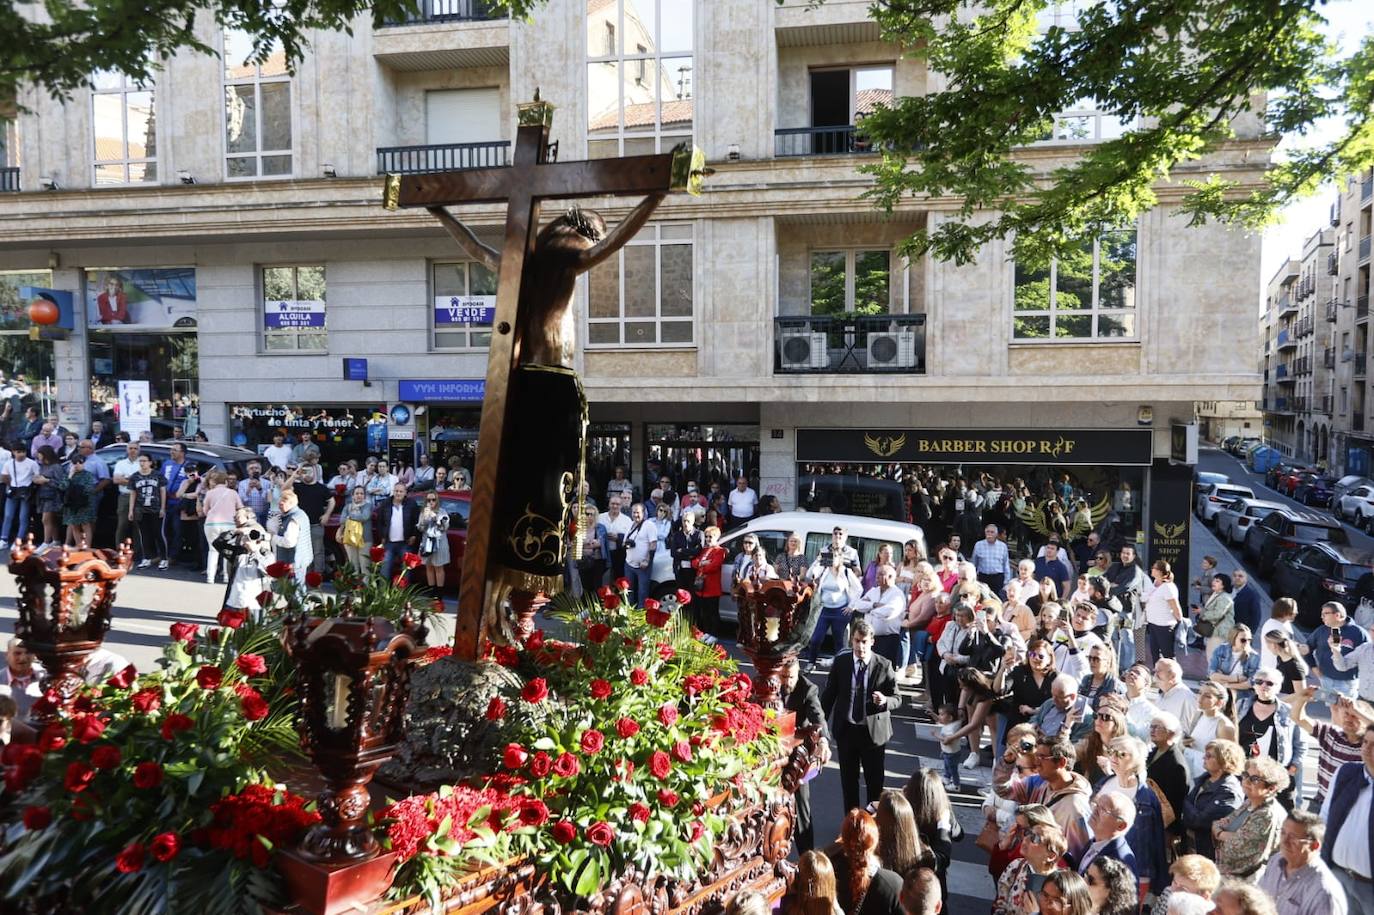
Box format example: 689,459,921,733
265,299,325,328
433,295,496,326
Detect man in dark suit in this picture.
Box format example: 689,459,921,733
782,656,829,853
821,618,901,814
373,481,421,579
1076,793,1138,875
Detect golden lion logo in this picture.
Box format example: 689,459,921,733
1153,521,1187,540
864,432,907,458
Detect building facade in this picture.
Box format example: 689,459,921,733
1330,169,1374,475
0,0,1266,567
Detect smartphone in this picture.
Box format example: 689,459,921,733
1331,627,1343,641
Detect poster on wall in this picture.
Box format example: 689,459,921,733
85,268,198,330
264,299,326,328
117,380,152,437
432,294,496,326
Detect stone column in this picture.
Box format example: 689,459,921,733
51,267,90,433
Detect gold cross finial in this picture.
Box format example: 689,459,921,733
518,90,555,128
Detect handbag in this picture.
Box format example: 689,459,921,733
973,818,1000,855
1194,617,1214,638
693,575,706,592
1147,777,1176,828
341,518,364,549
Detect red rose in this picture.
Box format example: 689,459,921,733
614,577,630,592
629,667,649,686
265,561,292,579
616,717,640,739
217,608,247,629
129,688,161,714
240,692,269,721
643,598,660,613
551,820,577,844
657,788,679,807
646,607,670,628
106,663,138,690
688,820,705,843
403,552,423,570
115,842,145,874
675,589,692,605
169,622,199,643
692,801,705,816
586,821,615,847
369,545,386,563
525,629,545,651
521,678,548,703
90,745,122,770
160,713,194,740
256,590,275,608
528,751,553,778
597,585,614,600
552,752,580,778
648,750,672,780
195,666,223,690
600,593,621,611
64,761,96,793
485,697,506,720
589,678,612,700
519,799,549,827
658,643,676,661
133,761,164,789
150,832,182,863
72,695,97,715
503,743,529,770
628,802,651,823
22,806,51,830
579,729,605,755
672,740,693,764
72,715,106,744
235,653,268,677
587,623,611,644
658,703,679,727
38,724,67,753
304,571,323,588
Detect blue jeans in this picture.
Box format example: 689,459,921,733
1317,675,1358,704
628,565,652,606
875,633,902,669
1116,624,1136,673
2,494,30,544
942,752,962,788
808,606,849,662
908,630,931,668
381,541,409,580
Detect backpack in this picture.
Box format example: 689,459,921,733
63,483,88,511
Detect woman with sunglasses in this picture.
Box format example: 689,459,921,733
1213,755,1288,879
1083,855,1137,915
1182,681,1238,777
1180,738,1245,858
1002,637,1058,734
1208,625,1260,701
1077,706,1128,786
1093,735,1167,898
416,492,451,597
935,547,960,593
991,818,1068,915
1233,666,1302,807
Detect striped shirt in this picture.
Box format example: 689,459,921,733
1313,721,1364,806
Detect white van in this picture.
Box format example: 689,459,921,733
715,511,928,623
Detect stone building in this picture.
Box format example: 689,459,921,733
0,0,1266,565
1329,169,1374,475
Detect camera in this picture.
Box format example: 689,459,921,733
626,538,637,548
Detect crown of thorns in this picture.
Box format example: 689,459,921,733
563,206,602,241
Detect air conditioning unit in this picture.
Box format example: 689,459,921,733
780,332,829,369
867,331,918,368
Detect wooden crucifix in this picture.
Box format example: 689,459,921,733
384,95,706,659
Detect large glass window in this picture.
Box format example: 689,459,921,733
587,223,693,347
229,403,385,466
0,271,57,434
1013,228,1137,340
263,265,326,352
91,71,157,185
646,423,760,505
586,0,693,158
585,422,632,504
223,30,292,179
810,249,891,316
89,332,198,437
432,260,497,349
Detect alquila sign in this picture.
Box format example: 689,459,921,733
796,428,1155,466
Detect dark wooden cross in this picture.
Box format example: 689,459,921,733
384,98,695,659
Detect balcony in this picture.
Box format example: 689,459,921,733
375,141,510,175
1361,295,1371,320
379,0,501,24
774,126,876,158
1278,296,1297,317
1357,353,1368,377
0,168,16,193
1327,299,1340,322
1329,251,1340,276
1272,397,1291,413
1363,175,1373,202
1295,315,1313,337
1294,395,1310,412
774,314,927,375
1276,329,1296,350
1325,346,1336,368
1361,235,1371,264
372,0,509,71
1275,362,1291,380
1323,394,1334,414
1294,354,1311,375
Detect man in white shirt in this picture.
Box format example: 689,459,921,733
262,432,294,472
808,526,861,581
0,443,40,550
1319,724,1374,914
726,476,758,528
0,638,46,722
852,564,907,668
605,466,634,507
110,440,143,553
622,502,657,605
598,496,633,582
1154,658,1199,733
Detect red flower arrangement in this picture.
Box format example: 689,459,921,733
205,784,320,868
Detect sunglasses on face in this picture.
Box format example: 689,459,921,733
1242,772,1274,787
1252,679,1276,687
1236,637,1252,643
1108,749,1132,759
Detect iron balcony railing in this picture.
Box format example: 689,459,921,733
0,167,17,193
376,141,510,175
1273,397,1290,412
1361,235,1372,263
774,314,927,374
1363,174,1373,202
1360,295,1370,319
379,0,503,25
1329,251,1340,276
774,126,878,157
1294,396,1310,412
1357,353,1368,377
1327,299,1340,322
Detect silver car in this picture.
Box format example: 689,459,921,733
1215,497,1285,545
1195,483,1255,524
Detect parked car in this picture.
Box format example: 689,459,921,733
1276,465,1317,498
1214,498,1285,545
321,491,470,591
1221,435,1242,454
1237,436,1262,455
1194,482,1255,524
1332,474,1374,506
1336,483,1374,530
1242,508,1350,577
1193,471,1229,500
1265,462,1299,490
1270,542,1374,627
1292,472,1335,506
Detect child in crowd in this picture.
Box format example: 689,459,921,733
936,703,964,791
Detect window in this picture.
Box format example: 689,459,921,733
587,0,693,158
223,30,292,179
1,116,17,166
810,249,891,316
1013,228,1137,340
263,265,325,352
587,223,693,347
432,260,497,349
91,71,157,185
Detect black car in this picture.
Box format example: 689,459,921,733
1271,541,1374,627
1292,472,1335,507
1242,507,1349,577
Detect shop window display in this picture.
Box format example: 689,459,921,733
89,332,198,438
646,423,759,504
229,404,385,467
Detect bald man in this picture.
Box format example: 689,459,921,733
1076,792,1137,875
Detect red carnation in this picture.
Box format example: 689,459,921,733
195,666,223,690
106,664,138,690
503,743,529,770
519,799,549,827
133,761,164,789
150,832,182,863
240,692,269,721
628,802,651,823
304,571,323,588
130,688,161,714
22,806,51,830
614,577,630,592
169,622,198,643
649,750,672,780
579,729,605,755
587,821,615,847
38,724,67,753
265,561,292,579
688,820,705,843
600,593,621,611
115,842,145,874
528,751,553,778
552,752,580,778
551,820,577,844
217,607,247,629
675,589,692,605
235,653,268,677
369,545,386,563
587,623,611,644
657,788,679,807
521,678,548,703
658,643,676,661
64,761,96,793
630,667,649,686
646,606,670,628
616,717,640,739
485,696,506,720
589,678,612,700
658,703,679,727
91,745,122,770
72,715,106,744
160,713,194,740
492,644,519,668
403,552,423,570
672,740,693,764
525,629,545,651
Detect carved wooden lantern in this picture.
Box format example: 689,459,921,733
733,578,815,710
6,542,132,726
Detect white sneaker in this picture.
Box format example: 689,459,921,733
157,560,169,570
962,751,981,770
942,777,962,792
137,559,152,569
0,540,10,551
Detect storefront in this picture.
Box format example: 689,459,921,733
228,403,387,468
0,271,59,436
397,379,484,482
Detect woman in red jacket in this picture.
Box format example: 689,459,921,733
691,524,727,636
